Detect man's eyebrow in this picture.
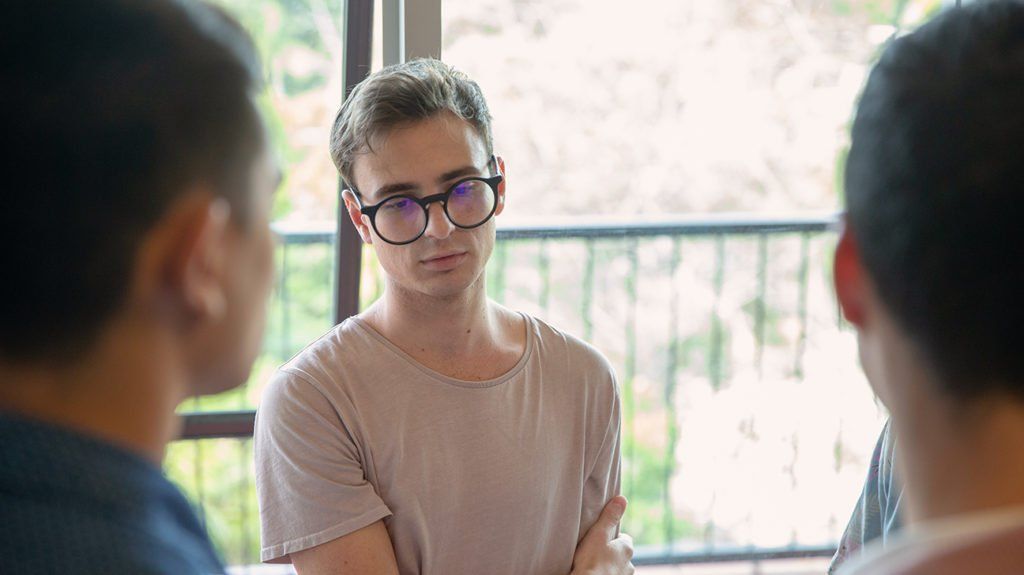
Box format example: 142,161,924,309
369,165,482,200
439,165,482,183
371,181,419,200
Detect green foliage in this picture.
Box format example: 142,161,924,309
283,70,329,95
828,0,901,24
209,0,340,60
622,431,701,545
166,240,337,565
207,0,345,223
166,438,260,566
829,0,943,27
259,243,335,369
834,144,849,206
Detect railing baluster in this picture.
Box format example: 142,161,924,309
706,236,727,550
238,384,250,570
623,238,638,506
176,216,849,570
755,234,768,380
795,233,810,379
538,239,550,318
372,249,383,305
492,239,508,303
705,501,717,550
194,438,206,529
710,235,727,391
280,242,290,359
239,440,249,571
664,237,682,550
582,239,596,342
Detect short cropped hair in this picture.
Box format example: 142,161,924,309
0,0,264,363
329,58,493,191
845,0,1024,398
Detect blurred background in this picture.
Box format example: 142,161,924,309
167,1,948,572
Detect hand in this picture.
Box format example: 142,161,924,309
570,495,635,575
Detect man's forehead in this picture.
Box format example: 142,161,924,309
352,117,489,198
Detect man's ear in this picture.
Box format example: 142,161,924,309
494,155,507,216
342,189,373,244
834,225,868,328
150,194,232,325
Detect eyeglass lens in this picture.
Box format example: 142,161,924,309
374,179,495,243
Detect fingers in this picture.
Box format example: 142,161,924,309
571,496,633,575
593,495,628,542
608,541,635,575
608,530,634,575
607,495,628,521
610,535,634,561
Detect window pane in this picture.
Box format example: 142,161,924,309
444,0,937,218
180,0,346,413
442,0,939,559
168,1,351,567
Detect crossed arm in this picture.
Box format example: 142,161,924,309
291,496,635,575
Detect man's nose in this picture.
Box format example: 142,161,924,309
423,200,453,240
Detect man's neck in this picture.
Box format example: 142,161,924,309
893,385,1024,527
362,277,524,376
0,323,186,465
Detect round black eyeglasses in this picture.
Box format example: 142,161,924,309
352,163,503,246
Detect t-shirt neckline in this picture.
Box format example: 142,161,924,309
347,312,535,389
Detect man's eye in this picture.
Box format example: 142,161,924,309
385,198,410,210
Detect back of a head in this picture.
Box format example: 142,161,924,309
329,58,493,191
1,0,263,363
845,0,1024,398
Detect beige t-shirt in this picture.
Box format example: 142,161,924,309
254,313,621,575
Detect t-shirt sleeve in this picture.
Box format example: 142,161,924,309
253,367,392,564
578,367,623,542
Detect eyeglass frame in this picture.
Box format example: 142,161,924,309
347,156,503,246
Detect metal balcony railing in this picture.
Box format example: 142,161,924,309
172,213,855,569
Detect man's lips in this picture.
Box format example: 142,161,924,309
420,251,468,269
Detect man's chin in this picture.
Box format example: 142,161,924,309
190,363,255,399
418,276,481,300
417,264,485,293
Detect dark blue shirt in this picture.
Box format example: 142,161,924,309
0,414,225,574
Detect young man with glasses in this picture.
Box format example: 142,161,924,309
254,59,632,575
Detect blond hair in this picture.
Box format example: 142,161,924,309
329,58,493,191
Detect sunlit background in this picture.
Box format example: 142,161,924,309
166,1,947,572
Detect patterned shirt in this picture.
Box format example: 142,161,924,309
837,507,1024,575
0,413,224,574
829,419,904,573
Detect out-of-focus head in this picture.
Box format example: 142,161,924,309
838,0,1024,402
1,0,279,396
